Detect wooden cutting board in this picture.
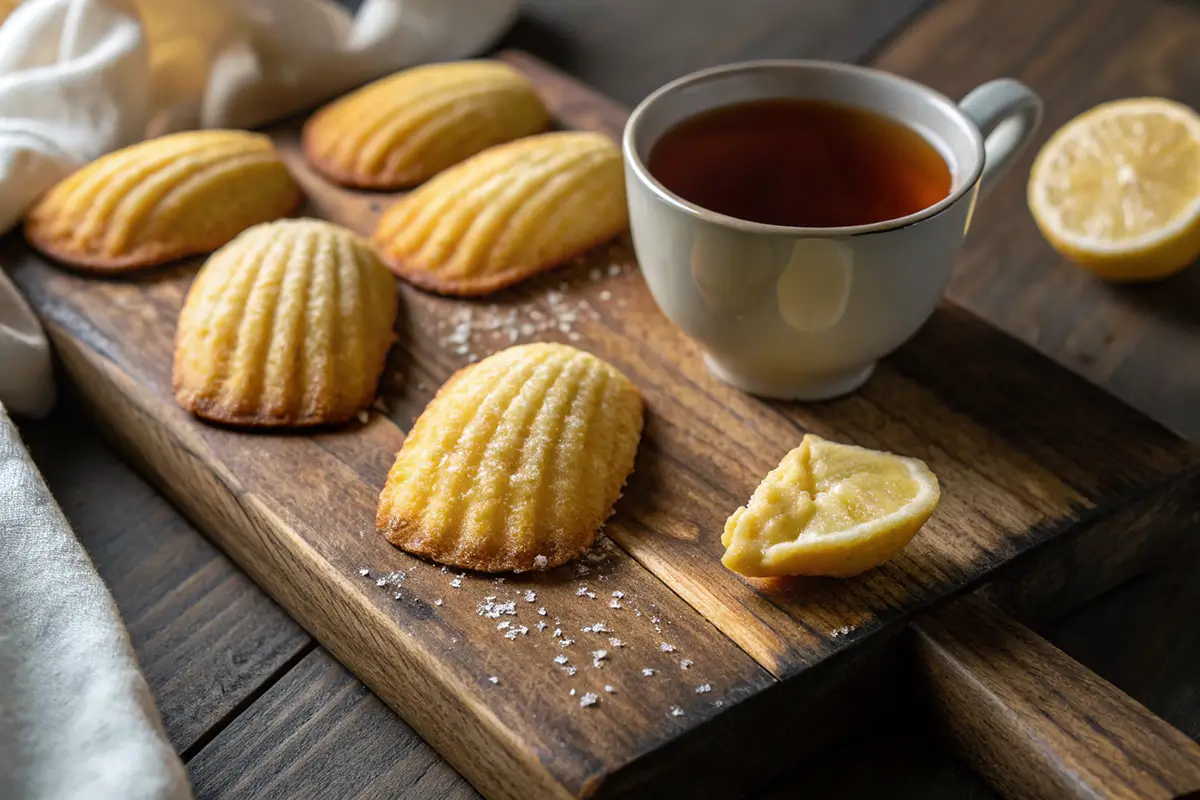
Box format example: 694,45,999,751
7,52,1199,800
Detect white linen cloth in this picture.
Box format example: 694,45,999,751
0,1,516,797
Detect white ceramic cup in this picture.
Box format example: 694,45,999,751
623,60,1042,400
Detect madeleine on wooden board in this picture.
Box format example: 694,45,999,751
377,343,644,572
372,131,628,296
302,60,549,190
174,219,398,427
25,130,300,272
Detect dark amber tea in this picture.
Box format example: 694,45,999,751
647,98,952,228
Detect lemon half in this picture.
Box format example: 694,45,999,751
721,435,939,578
1028,98,1200,281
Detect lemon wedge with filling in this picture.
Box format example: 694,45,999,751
721,435,939,578
1027,98,1200,281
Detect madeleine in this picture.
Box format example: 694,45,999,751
174,219,398,427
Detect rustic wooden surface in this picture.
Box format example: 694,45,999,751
8,42,1199,798
6,0,1200,797
913,595,1200,800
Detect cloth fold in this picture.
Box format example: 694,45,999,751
0,1,516,797
0,405,192,800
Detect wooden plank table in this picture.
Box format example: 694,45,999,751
8,0,1200,796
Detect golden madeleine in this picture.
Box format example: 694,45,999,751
303,60,549,189
174,219,398,427
25,130,300,272
377,343,643,572
373,131,628,296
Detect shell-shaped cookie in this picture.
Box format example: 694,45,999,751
373,131,628,296
173,219,398,427
25,130,301,272
302,60,550,190
377,343,644,572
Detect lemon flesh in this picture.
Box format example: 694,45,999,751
1028,98,1200,281
721,435,939,578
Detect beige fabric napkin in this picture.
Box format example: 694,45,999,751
0,1,516,797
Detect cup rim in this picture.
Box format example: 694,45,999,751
622,59,986,237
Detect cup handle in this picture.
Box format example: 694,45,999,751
958,79,1043,198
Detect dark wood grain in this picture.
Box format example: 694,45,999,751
505,0,934,106
9,47,1200,800
188,648,478,800
913,595,1200,800
1043,543,1200,742
14,400,311,754
873,0,1200,442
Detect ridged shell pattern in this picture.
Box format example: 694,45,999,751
174,219,398,427
377,343,644,572
373,131,628,296
25,130,300,272
302,60,550,189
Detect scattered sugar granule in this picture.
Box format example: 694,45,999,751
568,331,582,342
554,654,569,665
393,592,403,601
590,622,611,634
553,628,562,638
660,643,676,653
569,688,576,697
564,666,577,676
695,684,712,694
375,578,387,587
358,568,370,577
612,591,625,599
575,563,591,577
495,577,505,584
713,700,725,708
642,668,657,677
357,410,370,424
536,621,548,631
650,616,661,625
477,598,517,619
680,659,694,670
609,638,624,648
670,706,685,718
581,625,593,633
534,555,548,569
579,692,599,708
591,649,608,668
608,599,622,609
559,638,575,648
488,676,499,685
608,264,622,277
505,626,529,640
497,622,511,630
537,607,547,616
599,290,612,301
434,599,444,607
449,578,462,589
604,685,615,694
440,566,448,573
524,590,537,603
830,625,853,639
575,585,596,599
